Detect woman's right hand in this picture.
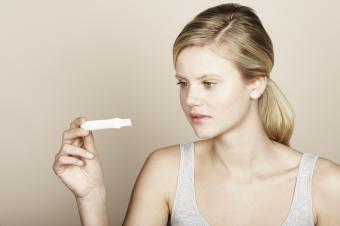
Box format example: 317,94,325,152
52,116,106,199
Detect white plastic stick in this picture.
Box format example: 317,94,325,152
81,117,132,130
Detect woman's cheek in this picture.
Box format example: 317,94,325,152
214,87,251,127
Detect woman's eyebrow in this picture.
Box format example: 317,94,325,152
175,73,223,80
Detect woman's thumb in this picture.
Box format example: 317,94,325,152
80,117,97,153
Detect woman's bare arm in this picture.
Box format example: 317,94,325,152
53,117,109,226
122,148,173,226
53,117,174,226
76,186,109,226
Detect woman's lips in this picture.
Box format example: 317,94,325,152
190,115,212,123
190,113,211,117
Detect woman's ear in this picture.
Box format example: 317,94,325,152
248,76,267,100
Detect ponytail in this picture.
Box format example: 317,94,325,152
258,78,295,146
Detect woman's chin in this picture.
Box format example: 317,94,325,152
193,130,214,140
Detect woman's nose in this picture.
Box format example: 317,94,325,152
184,86,203,107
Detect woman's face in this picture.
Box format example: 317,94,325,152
175,46,253,139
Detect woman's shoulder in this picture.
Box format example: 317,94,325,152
147,143,184,178
150,143,181,164
143,145,181,186
313,155,340,225
150,140,205,163
146,143,183,209
149,140,207,183
313,155,340,189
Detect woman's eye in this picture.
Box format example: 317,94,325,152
176,81,216,88
203,81,216,88
176,81,188,87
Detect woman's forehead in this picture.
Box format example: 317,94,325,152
175,46,240,80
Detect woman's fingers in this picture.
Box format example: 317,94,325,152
62,127,89,145
83,130,96,152
61,144,95,159
70,117,86,129
72,137,83,147
53,155,84,175
53,144,95,174
53,117,95,177
58,155,84,166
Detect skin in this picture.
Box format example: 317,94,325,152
172,45,304,225
175,45,279,181
169,45,340,225
53,117,109,226
53,45,340,226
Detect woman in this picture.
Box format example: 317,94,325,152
52,3,340,226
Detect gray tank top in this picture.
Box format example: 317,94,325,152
168,142,319,226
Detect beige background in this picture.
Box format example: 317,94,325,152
0,0,339,225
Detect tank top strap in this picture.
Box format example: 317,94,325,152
169,142,200,225
282,152,319,226
180,142,195,183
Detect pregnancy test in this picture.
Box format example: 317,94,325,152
81,117,132,130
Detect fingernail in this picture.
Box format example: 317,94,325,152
87,152,94,158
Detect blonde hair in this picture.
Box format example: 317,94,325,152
173,3,294,146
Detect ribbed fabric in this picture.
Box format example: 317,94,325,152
168,142,319,226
